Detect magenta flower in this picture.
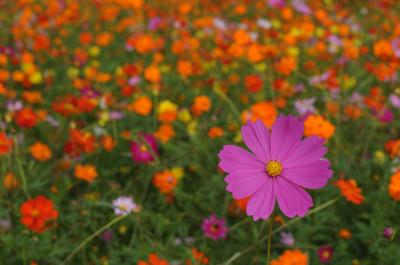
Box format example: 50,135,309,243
130,133,158,164
317,245,334,263
201,214,228,241
383,227,395,239
218,115,332,221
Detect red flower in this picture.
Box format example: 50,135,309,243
15,108,38,128
244,74,263,93
317,245,334,263
64,129,97,157
20,195,58,233
0,132,13,155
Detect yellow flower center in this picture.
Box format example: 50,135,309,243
266,160,282,177
119,204,128,211
140,145,148,152
31,209,40,217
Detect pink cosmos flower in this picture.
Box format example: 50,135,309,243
201,214,228,240
112,196,139,216
130,133,158,164
218,115,332,220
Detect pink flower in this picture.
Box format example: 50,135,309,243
201,214,228,240
112,196,139,216
130,133,158,164
218,115,332,221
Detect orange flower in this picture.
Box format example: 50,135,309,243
0,132,13,155
304,115,335,139
22,91,43,104
334,179,364,205
101,135,116,151
228,197,249,215
152,170,179,194
20,195,58,233
3,172,18,190
144,65,161,83
135,35,155,54
30,142,52,161
177,60,193,77
338,228,352,239
79,32,92,45
128,96,153,116
275,56,297,76
138,253,169,265
385,139,400,158
208,127,224,138
388,172,400,201
74,164,97,183
241,101,277,128
233,29,251,46
191,95,212,116
96,32,113,47
344,105,362,120
15,107,38,128
270,249,308,265
155,124,175,143
373,40,393,59
186,248,209,265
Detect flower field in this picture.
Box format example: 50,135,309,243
1,0,400,264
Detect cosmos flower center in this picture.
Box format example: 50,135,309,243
266,160,282,177
119,204,128,211
211,224,219,232
140,145,148,152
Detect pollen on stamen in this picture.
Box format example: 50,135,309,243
266,160,282,177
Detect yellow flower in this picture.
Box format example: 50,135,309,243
98,111,109,126
271,19,281,29
118,225,128,234
315,27,325,37
374,150,386,164
171,167,184,180
187,121,197,135
67,67,79,79
255,63,267,72
158,100,178,113
178,108,192,123
234,132,242,143
287,47,300,57
89,46,100,57
29,72,42,84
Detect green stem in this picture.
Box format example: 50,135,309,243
13,136,29,198
261,196,341,242
221,196,340,265
214,86,241,119
61,214,127,264
266,217,273,265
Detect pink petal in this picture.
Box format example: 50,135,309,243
275,177,313,218
282,136,327,167
246,177,275,221
218,145,264,173
225,171,267,199
282,160,333,189
241,120,271,161
270,116,304,161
